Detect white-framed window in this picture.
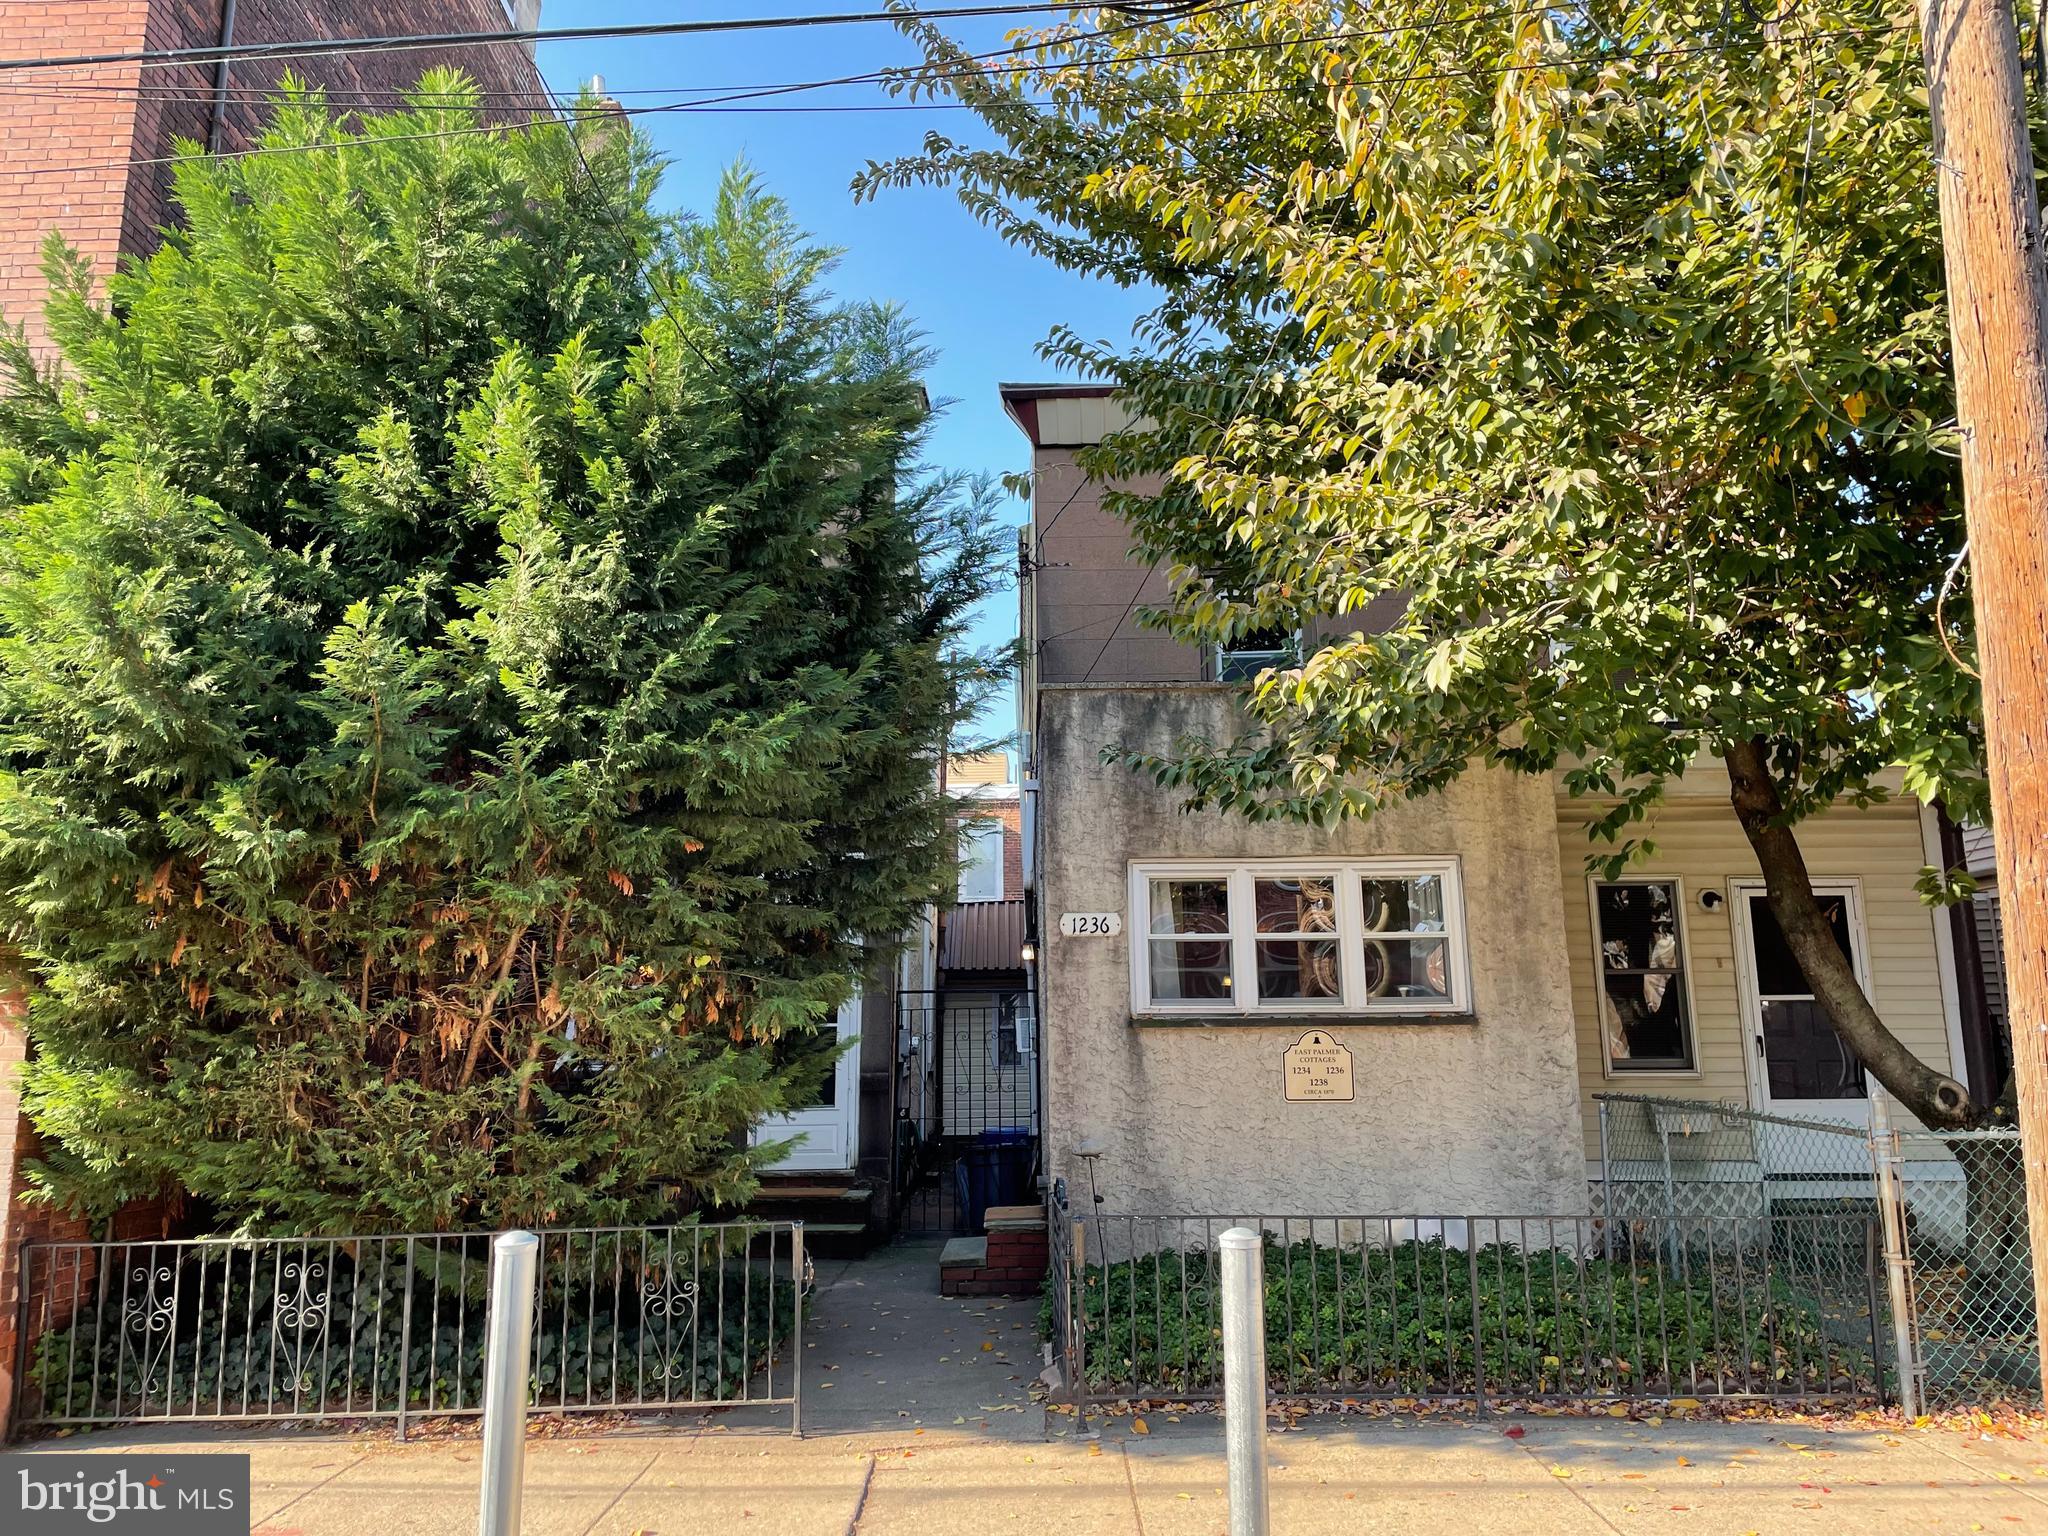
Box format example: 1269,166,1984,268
1128,858,1470,1017
1211,626,1305,682
957,820,1004,902
1590,878,1697,1073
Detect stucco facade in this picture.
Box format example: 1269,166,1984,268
1035,683,1590,1217
1006,380,1999,1234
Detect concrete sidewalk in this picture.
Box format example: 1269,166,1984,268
16,1241,2048,1531
23,1413,2048,1534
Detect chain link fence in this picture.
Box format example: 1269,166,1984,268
1596,1094,2036,1408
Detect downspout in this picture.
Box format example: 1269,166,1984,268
207,0,238,154
1936,806,2002,1104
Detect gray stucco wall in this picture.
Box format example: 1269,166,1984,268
1036,684,1587,1217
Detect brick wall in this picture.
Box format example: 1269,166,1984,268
0,980,89,1440
124,1,546,250
0,2,153,350
0,0,544,345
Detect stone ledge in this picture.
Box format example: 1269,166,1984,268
984,1204,1047,1231
938,1236,987,1269
1128,1012,1480,1029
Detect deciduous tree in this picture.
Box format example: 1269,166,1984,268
868,1,1994,1121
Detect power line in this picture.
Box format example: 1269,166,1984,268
0,4,1188,77
0,2,1553,115
0,16,1915,183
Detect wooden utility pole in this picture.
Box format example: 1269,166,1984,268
1918,0,2048,1398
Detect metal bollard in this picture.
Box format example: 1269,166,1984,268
478,1230,539,1536
1218,1227,1270,1536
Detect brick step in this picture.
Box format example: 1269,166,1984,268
939,1233,1046,1298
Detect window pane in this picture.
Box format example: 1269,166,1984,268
1762,998,1867,1099
1595,882,1681,971
1216,628,1293,682
1149,938,1232,1002
1603,971,1692,1067
1254,877,1337,934
1359,875,1447,933
1360,937,1451,1002
1149,879,1230,936
1255,939,1341,1001
1748,894,1855,996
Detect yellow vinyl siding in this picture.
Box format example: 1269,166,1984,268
1558,799,1956,1161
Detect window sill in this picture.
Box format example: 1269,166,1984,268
1129,1012,1478,1029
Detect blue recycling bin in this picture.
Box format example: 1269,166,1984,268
955,1126,1036,1232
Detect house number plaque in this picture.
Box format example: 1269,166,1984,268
1058,911,1122,937
1283,1030,1355,1102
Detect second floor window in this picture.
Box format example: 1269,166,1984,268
1212,626,1301,682
958,821,1004,902
1131,858,1469,1016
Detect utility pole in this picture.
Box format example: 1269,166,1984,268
1917,0,2048,1398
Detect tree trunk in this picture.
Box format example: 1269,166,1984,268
1723,736,1975,1128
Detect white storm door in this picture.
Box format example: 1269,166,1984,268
1732,881,1874,1130
753,995,861,1172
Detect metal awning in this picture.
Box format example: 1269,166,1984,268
939,900,1028,974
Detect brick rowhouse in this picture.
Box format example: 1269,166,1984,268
0,0,546,1441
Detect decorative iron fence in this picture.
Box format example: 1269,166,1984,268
1597,1093,2036,1407
12,1221,807,1436
1048,1202,1885,1412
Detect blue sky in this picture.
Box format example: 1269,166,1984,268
536,5,1146,750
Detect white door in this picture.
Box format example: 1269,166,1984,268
1732,880,1873,1128
753,995,861,1172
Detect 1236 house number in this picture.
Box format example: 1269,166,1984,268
1059,911,1122,937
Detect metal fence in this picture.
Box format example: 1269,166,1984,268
12,1220,807,1435
895,993,1040,1235
1597,1093,2036,1407
1048,1198,1885,1412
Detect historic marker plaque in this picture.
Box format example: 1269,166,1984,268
1282,1030,1354,1102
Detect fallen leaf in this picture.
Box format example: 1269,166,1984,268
1502,1426,1526,1440
1132,1418,1150,1434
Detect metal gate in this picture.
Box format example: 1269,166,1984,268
894,990,1040,1235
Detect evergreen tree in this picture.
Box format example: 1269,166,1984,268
0,75,998,1234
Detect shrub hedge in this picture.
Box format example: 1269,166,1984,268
1052,1232,1877,1400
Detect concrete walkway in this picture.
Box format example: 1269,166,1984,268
16,1239,2048,1533
751,1237,1047,1439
